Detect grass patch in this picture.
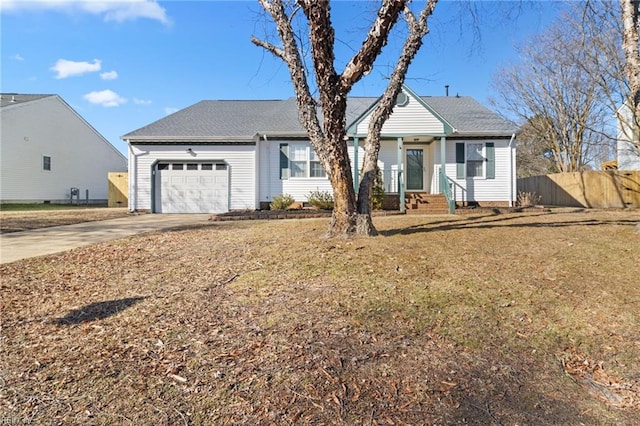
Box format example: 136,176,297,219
0,206,130,233
0,203,107,211
1,210,639,424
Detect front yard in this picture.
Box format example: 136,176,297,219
0,207,131,233
1,210,639,424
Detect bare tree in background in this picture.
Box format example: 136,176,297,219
514,120,557,178
252,0,437,237
620,0,640,150
572,1,639,160
492,16,613,172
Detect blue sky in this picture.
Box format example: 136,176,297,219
1,1,566,155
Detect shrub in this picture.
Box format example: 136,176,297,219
371,165,385,210
359,164,385,210
307,190,334,210
269,194,295,210
517,191,542,207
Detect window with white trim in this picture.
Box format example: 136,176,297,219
455,141,495,180
309,149,325,177
43,155,51,171
289,145,326,178
466,143,485,178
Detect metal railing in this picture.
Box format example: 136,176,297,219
439,169,456,214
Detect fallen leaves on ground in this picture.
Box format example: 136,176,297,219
1,210,639,425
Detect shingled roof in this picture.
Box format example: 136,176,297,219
0,94,54,108
122,94,516,141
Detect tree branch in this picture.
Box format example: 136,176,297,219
250,36,286,61
340,0,408,92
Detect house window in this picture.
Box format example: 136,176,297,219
290,145,308,177
309,150,325,177
466,143,485,178
456,142,495,180
186,163,198,170
289,145,326,178
43,155,51,171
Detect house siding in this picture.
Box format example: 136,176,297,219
355,95,445,136
617,105,640,170
258,139,333,203
0,96,126,202
443,139,514,204
129,144,256,211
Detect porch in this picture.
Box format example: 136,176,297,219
352,137,457,214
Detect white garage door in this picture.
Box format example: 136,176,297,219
155,162,229,213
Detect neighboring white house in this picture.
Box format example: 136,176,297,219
122,85,518,214
616,103,640,170
0,94,127,204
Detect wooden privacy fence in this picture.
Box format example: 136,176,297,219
108,172,128,208
517,171,640,208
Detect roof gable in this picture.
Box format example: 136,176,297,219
347,85,454,137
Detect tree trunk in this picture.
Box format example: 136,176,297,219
621,0,640,149
325,134,359,237
254,0,436,238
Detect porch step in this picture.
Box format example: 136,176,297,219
404,193,451,214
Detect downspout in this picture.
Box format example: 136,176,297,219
508,133,516,207
263,134,269,209
128,142,136,211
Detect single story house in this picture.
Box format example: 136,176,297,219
1,93,127,204
122,85,518,214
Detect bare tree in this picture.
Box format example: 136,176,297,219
492,16,613,172
573,1,639,158
515,120,557,178
620,0,640,150
252,0,437,237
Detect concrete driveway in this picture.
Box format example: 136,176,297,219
0,214,212,264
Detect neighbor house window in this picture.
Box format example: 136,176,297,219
43,156,51,171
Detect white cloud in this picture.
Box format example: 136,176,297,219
11,53,24,61
84,89,127,107
100,70,118,80
164,107,178,115
1,1,171,25
51,58,101,79
133,98,152,105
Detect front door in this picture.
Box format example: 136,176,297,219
406,148,424,191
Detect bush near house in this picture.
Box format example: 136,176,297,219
307,190,334,210
269,194,295,210
517,191,542,207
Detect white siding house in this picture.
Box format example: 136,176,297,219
123,86,518,214
0,94,127,204
617,103,640,170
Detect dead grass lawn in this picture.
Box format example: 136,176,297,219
1,210,639,425
0,208,131,233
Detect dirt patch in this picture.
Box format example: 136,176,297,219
0,208,133,233
1,210,639,424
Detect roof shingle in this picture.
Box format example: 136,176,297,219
123,94,516,140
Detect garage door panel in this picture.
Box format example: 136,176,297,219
155,165,229,214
